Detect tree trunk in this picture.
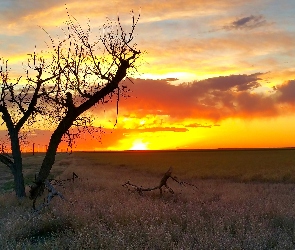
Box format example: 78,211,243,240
36,129,64,183
12,161,26,197
35,116,74,184
30,117,74,200
10,129,26,198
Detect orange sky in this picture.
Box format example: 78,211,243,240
1,1,295,151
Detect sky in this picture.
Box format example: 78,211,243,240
0,0,295,151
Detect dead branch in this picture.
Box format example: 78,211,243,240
31,172,78,212
122,167,198,196
33,180,66,212
0,153,14,171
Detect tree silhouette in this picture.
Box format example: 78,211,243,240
0,50,62,197
30,12,141,200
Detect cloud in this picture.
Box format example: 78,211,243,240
0,0,255,33
1,0,295,88
115,74,295,122
185,123,212,128
121,127,188,133
138,28,295,83
138,127,187,132
276,80,295,104
223,15,267,30
192,73,262,92
165,78,179,82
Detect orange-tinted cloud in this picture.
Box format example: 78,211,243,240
277,80,295,104
112,75,295,122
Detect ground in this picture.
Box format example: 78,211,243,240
1,149,295,249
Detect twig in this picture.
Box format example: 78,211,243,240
122,167,197,196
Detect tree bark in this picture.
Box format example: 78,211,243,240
29,118,72,199
12,161,26,197
0,153,24,198
35,113,75,183
10,127,26,197
0,106,26,197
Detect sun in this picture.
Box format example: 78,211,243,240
130,140,148,150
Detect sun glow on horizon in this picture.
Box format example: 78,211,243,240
129,139,149,150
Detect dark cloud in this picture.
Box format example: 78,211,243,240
190,73,262,92
277,80,295,104
234,91,278,117
118,73,277,121
185,123,212,128
224,15,267,30
165,78,179,82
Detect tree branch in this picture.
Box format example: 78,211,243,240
33,180,66,212
15,71,61,131
123,167,198,196
0,153,14,172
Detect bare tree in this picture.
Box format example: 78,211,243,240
0,53,61,197
30,12,141,200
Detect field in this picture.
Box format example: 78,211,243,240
75,149,295,182
0,153,70,194
1,149,295,249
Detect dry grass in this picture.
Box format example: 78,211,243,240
0,153,70,193
1,151,295,249
75,149,295,182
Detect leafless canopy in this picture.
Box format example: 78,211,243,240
0,50,61,149
30,11,141,200
0,45,62,197
39,11,141,147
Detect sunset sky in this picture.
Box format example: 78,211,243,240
0,0,295,151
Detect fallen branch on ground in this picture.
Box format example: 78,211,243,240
30,172,78,211
122,167,197,195
33,180,66,212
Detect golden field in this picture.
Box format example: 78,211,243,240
75,149,295,182
1,149,295,249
